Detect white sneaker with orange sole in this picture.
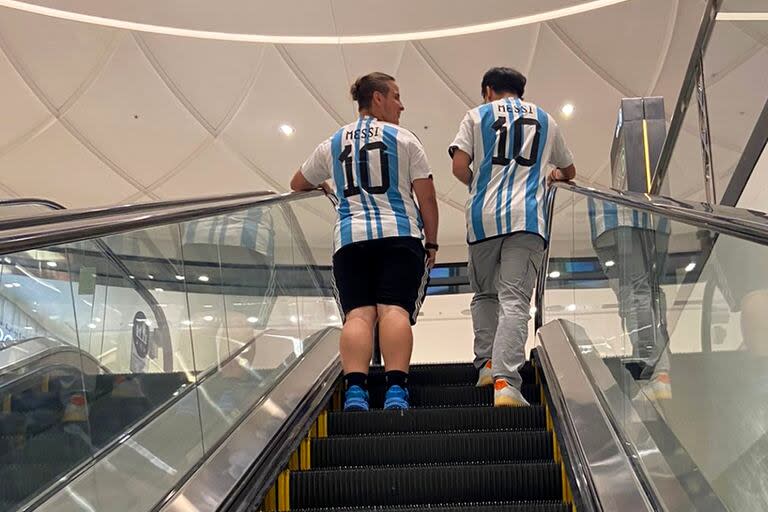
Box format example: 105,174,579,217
476,360,493,387
494,379,530,407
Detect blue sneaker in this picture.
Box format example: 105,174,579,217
343,385,369,412
384,385,409,410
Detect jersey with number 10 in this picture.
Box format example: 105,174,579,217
450,99,573,244
301,115,432,253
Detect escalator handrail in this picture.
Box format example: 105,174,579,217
0,190,276,232
0,197,66,211
0,189,326,256
554,180,768,245
535,179,768,329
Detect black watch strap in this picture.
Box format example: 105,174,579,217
425,242,439,251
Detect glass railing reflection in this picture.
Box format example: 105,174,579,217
0,193,339,511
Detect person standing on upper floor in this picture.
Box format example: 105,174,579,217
449,67,575,407
290,72,439,412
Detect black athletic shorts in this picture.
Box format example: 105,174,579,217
332,236,428,325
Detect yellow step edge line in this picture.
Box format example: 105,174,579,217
2,394,10,413
289,451,299,471
278,470,290,511
264,485,277,511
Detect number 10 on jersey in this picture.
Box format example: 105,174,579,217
339,142,390,198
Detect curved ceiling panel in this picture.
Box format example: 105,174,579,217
16,0,337,36
137,33,266,130
650,0,706,102
223,45,340,188
0,122,138,205
0,6,115,109
64,35,210,187
526,24,623,183
419,25,539,106
153,141,273,199
280,45,355,124
12,0,610,37
330,0,579,36
551,0,676,96
395,43,474,196
0,44,50,150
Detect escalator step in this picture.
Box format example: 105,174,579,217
368,383,539,408
294,501,568,512
312,430,552,467
290,462,561,509
367,363,534,387
328,406,545,436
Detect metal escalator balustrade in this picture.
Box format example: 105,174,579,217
537,179,768,511
0,189,338,512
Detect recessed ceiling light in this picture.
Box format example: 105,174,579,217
155,288,164,292
566,304,577,312
605,260,615,267
561,103,575,117
279,124,295,136
46,261,58,268
289,315,298,323
175,275,185,281
181,320,193,326
198,275,210,282
203,315,214,322
549,271,561,279
147,274,154,280
87,323,97,329
685,262,696,273
247,316,259,324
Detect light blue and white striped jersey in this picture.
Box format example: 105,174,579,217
450,99,573,244
301,115,432,252
587,198,670,240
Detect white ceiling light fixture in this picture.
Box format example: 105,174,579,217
549,271,561,279
279,124,295,136
203,315,214,322
605,260,615,267
198,275,210,283
46,261,58,268
0,0,631,44
685,262,697,273
247,316,259,324
175,275,185,281
716,12,768,21
561,103,575,117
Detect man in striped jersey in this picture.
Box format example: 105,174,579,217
450,67,575,407
291,72,439,411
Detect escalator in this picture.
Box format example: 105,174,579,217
288,363,565,512
2,176,768,512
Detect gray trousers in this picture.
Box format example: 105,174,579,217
594,227,671,373
469,232,545,389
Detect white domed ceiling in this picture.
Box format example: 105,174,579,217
0,0,763,258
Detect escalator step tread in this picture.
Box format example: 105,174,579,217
312,430,552,467
368,383,538,408
367,363,534,387
328,406,545,435
290,462,561,509
293,501,569,512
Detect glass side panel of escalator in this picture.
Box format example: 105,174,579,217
0,193,339,512
544,186,768,511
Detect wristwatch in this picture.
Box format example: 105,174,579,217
425,242,439,251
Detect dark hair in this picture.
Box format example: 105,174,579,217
350,72,395,110
481,67,526,98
